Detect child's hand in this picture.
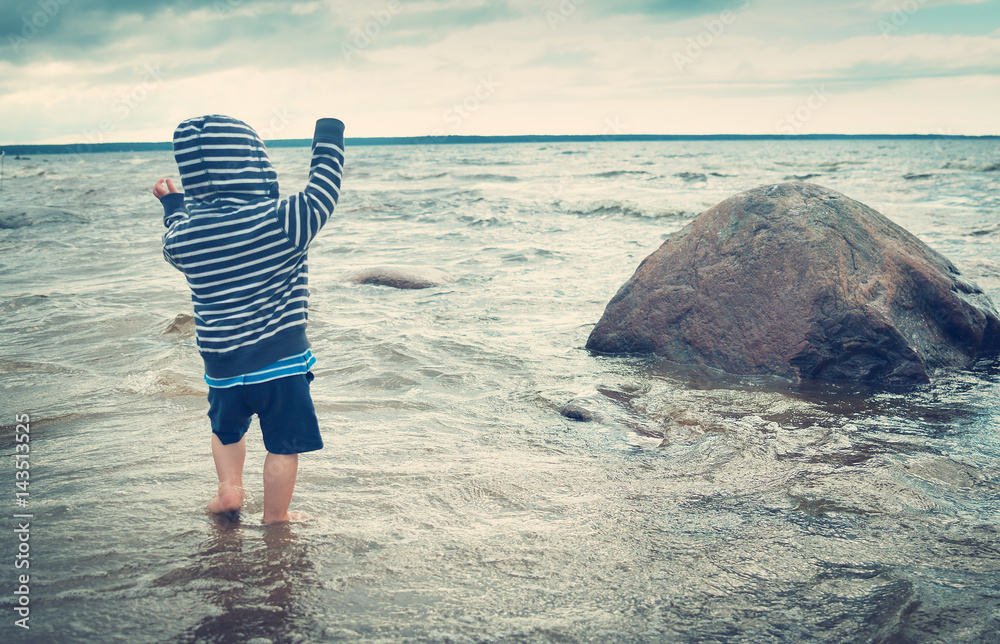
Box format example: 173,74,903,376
153,178,180,200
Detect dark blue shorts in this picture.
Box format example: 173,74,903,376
206,372,323,455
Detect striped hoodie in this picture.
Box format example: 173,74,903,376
160,115,345,379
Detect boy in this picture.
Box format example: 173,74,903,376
154,115,345,523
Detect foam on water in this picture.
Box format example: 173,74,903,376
1,139,999,642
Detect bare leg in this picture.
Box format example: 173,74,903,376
207,435,246,514
262,452,299,524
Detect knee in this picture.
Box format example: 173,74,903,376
263,453,298,481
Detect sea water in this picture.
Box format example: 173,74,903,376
1,139,999,643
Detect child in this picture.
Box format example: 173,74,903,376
154,115,345,523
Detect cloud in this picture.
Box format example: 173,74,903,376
588,0,745,16
3,1,529,69
869,0,994,12
1,0,998,142
2,0,281,56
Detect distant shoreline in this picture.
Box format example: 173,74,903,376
1,133,997,156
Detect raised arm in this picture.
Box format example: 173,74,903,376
276,118,345,249
156,178,190,268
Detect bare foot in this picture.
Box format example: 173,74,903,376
263,510,311,525
207,483,245,514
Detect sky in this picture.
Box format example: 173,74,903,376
1,0,999,144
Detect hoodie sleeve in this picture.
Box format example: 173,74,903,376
276,118,345,250
160,191,190,270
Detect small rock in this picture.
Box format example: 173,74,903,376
560,399,602,422
342,265,451,290
164,313,195,335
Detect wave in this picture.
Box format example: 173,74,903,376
967,224,999,237
388,171,449,181
0,410,113,450
0,294,50,313
562,199,690,220
942,161,1000,172
774,161,865,172
4,166,47,178
456,158,518,166
0,358,74,375
460,215,507,227
589,170,655,178
115,369,204,397
0,205,90,230
115,157,152,166
459,173,520,182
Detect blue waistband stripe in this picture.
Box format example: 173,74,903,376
204,349,316,388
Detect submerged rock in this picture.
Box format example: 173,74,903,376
560,398,603,422
559,388,665,439
343,265,451,290
164,313,195,336
586,182,1000,384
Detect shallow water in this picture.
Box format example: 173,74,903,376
1,139,999,643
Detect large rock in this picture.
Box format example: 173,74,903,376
586,182,1000,384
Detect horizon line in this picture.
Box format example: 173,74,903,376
1,132,998,154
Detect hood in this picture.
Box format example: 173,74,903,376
172,115,279,206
